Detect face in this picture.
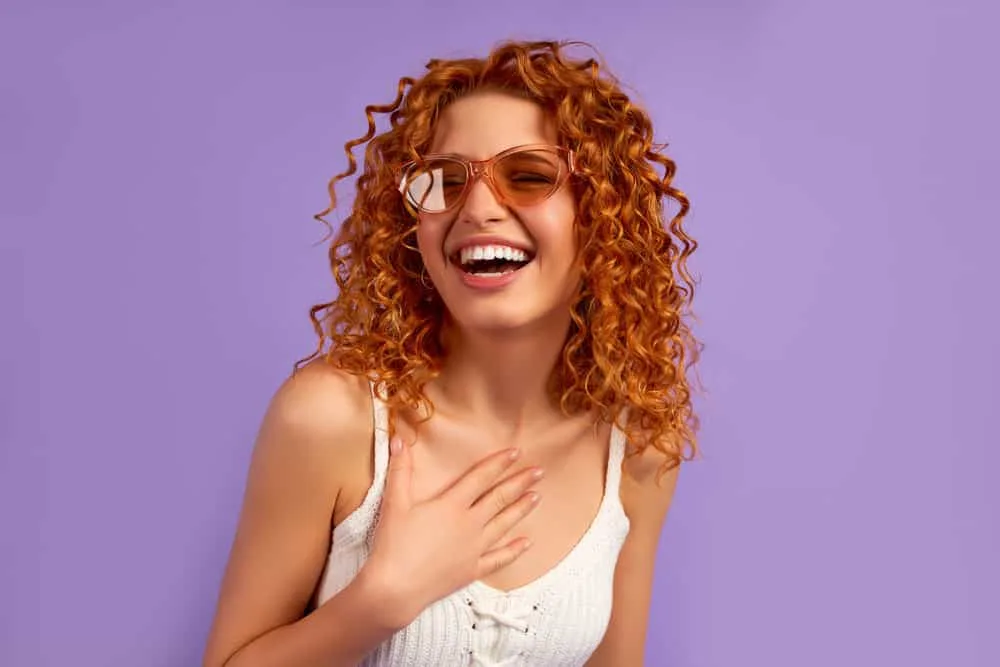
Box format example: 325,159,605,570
414,91,580,336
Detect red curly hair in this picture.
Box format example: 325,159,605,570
298,39,700,477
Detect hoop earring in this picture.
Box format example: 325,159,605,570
401,223,421,254
419,267,435,292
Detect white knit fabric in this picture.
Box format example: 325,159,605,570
314,383,631,666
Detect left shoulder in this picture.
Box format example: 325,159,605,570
618,434,681,528
583,427,682,666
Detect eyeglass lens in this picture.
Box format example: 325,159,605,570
403,149,563,213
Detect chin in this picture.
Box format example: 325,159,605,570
448,310,536,334
443,300,568,338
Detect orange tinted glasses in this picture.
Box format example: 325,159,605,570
398,144,576,215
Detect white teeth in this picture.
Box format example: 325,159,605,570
458,244,530,266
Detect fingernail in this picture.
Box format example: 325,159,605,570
508,448,521,460
528,491,541,504
390,438,402,454
531,467,544,479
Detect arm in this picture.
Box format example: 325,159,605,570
586,449,681,667
202,363,406,667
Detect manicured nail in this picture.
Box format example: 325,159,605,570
508,448,521,460
531,467,544,479
390,438,403,454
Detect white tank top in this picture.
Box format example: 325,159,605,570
314,383,631,666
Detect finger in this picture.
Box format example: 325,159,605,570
446,447,521,506
472,466,544,519
382,437,412,510
478,537,532,577
482,490,541,547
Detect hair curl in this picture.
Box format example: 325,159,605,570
298,39,701,477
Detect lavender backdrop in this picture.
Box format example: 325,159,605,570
2,1,997,665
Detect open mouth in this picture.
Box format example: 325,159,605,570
451,245,535,276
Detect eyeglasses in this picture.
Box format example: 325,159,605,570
398,144,576,215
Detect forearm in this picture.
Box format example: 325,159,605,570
222,569,410,667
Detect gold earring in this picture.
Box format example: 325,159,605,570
419,267,434,291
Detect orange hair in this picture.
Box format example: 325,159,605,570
298,40,701,477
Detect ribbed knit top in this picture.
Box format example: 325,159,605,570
313,383,631,666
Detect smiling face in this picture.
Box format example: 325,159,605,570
414,90,580,336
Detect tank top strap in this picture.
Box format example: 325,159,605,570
328,379,391,545
369,379,391,491
600,409,633,534
605,414,627,495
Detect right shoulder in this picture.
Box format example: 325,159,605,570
264,360,373,438
201,361,374,665
250,360,374,500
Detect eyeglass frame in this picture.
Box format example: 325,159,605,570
397,143,577,216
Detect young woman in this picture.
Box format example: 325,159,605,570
203,39,699,667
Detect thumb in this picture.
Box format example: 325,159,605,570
383,436,412,509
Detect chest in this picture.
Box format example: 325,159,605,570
404,418,614,593
320,408,632,665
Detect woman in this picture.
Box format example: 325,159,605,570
203,39,699,667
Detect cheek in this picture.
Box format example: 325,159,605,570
414,221,443,265
533,203,578,263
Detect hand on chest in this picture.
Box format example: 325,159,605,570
399,416,615,592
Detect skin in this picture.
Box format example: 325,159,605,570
202,367,545,667
202,90,679,667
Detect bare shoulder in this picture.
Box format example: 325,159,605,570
248,360,374,506
585,428,682,665
264,359,372,438
202,360,373,667
619,433,681,528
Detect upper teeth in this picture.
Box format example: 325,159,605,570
459,244,529,265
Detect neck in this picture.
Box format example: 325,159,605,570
429,314,572,435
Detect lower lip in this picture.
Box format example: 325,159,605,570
455,263,530,290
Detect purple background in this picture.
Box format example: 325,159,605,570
2,1,997,665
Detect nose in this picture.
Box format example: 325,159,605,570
457,171,506,225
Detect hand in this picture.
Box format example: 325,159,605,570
362,437,543,625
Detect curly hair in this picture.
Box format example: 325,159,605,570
297,39,701,477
